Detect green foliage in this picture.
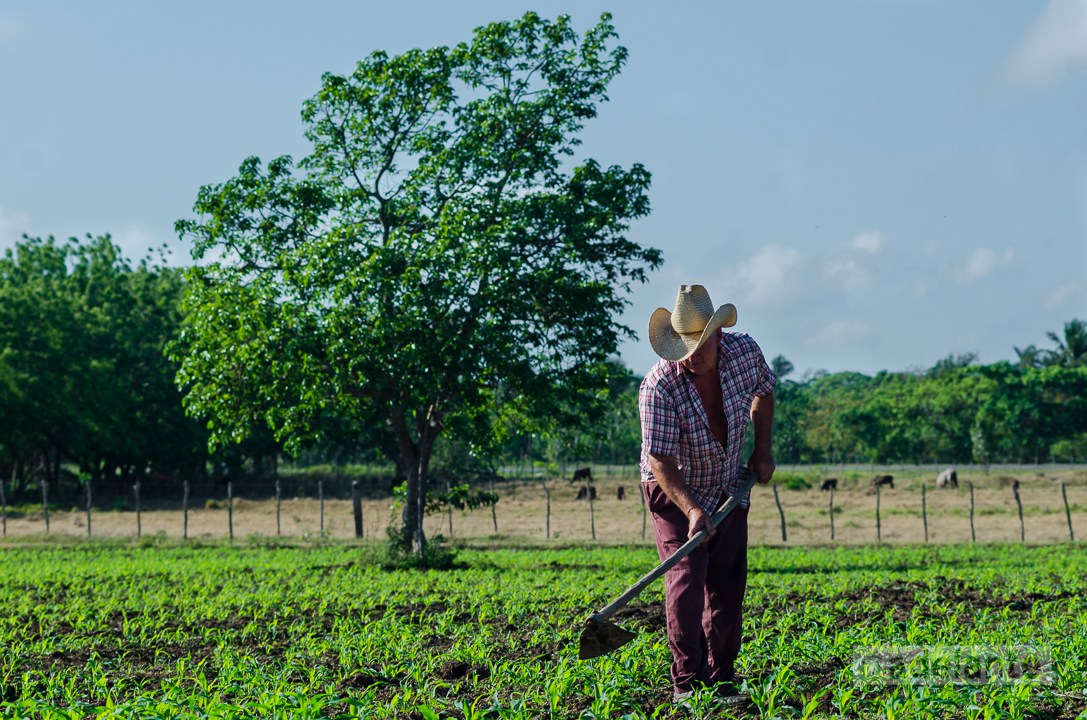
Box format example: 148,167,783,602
776,473,812,491
381,526,461,570
391,481,498,515
769,347,1087,465
0,234,205,499
171,12,660,554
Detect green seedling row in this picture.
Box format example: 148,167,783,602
1,542,1085,718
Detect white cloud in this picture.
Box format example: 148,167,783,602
721,244,803,307
852,230,886,253
0,207,31,247
1046,281,1080,308
955,246,1014,283
806,320,870,349
1000,0,1087,92
824,257,866,290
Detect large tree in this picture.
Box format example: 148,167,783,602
173,12,660,553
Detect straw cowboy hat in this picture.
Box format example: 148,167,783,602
649,285,737,362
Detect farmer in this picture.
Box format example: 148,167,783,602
639,284,776,704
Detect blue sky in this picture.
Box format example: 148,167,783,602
1,1,1085,377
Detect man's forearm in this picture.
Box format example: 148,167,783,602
751,392,775,450
647,453,703,517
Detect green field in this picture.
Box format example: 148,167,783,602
1,539,1085,719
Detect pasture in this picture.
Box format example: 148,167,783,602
3,465,1084,547
1,539,1085,718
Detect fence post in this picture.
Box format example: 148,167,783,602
227,480,233,540
969,481,976,542
1061,482,1074,542
86,477,92,538
588,475,596,541
182,480,189,540
134,481,141,538
1,476,7,537
275,480,282,537
318,479,324,538
876,483,881,543
829,486,834,541
352,480,363,539
922,484,928,542
490,477,498,533
640,481,647,541
42,477,50,534
445,478,453,536
1013,482,1024,542
540,479,550,539
772,482,787,542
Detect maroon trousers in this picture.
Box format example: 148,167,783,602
643,481,749,694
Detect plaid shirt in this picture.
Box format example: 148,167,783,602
639,332,776,512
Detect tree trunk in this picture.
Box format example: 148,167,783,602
390,405,443,555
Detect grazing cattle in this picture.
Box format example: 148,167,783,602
570,467,593,484
873,475,894,489
820,478,838,492
936,468,958,489
616,486,626,500
576,485,597,501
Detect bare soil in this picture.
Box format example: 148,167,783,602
2,468,1083,546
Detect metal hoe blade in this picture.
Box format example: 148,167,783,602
578,617,638,660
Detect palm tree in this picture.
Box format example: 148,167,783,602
1046,319,1087,367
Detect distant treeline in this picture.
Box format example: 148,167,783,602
1,235,1084,505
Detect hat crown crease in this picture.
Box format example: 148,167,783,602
671,287,714,334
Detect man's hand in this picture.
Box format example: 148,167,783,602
747,447,776,485
687,506,714,543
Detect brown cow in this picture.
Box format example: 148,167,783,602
570,467,593,484
576,485,597,501
616,486,626,500
873,475,894,489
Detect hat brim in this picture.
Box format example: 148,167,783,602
648,303,737,362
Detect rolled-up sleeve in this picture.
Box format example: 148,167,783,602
639,377,680,458
753,348,777,397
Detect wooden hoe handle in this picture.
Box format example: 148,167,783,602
590,469,761,623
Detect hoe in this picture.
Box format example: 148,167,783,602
578,470,761,660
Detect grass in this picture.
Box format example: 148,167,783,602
0,538,1085,718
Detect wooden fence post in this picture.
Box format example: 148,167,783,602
772,482,787,542
829,486,834,541
318,478,324,538
1,476,7,537
352,480,363,539
275,479,282,537
640,482,647,541
876,483,881,543
86,477,92,538
42,477,50,534
540,479,550,539
1061,482,1074,542
445,478,453,536
227,480,233,540
1013,482,1024,542
922,484,928,542
182,480,189,540
133,481,141,538
489,477,498,533
588,476,596,541
969,481,976,543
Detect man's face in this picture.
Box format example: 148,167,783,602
679,328,720,377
